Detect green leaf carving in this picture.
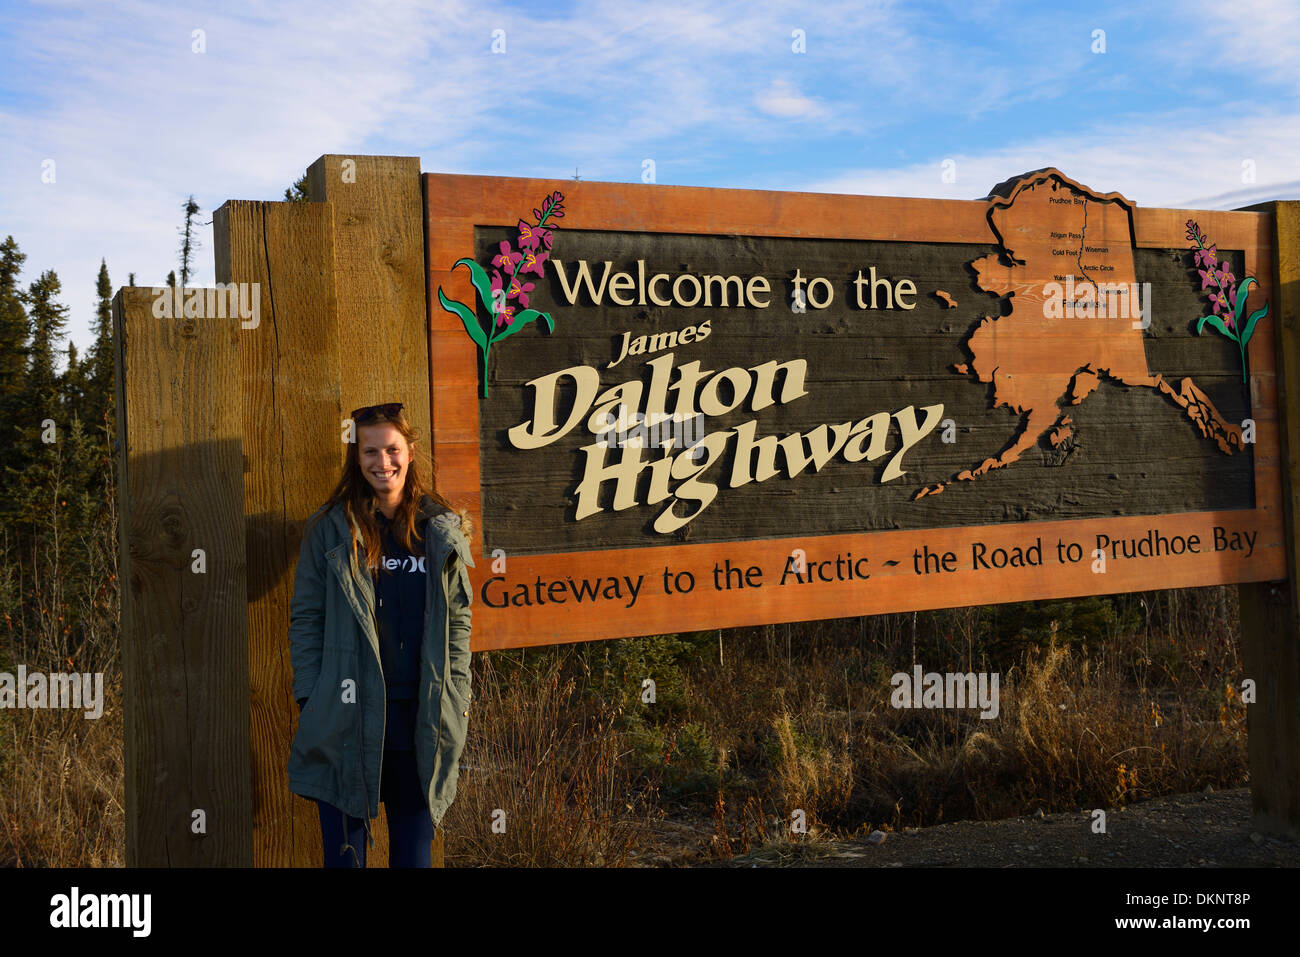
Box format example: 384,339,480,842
1231,277,1257,334
438,287,486,349
452,257,497,314
1235,275,1267,350
1196,313,1238,342
1241,302,1268,349
493,308,554,344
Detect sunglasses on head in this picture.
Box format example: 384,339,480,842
351,402,403,423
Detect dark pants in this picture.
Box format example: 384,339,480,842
316,748,434,867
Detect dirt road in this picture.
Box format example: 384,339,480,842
708,788,1299,868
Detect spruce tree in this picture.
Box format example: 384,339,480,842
83,260,116,450
4,269,67,542
179,195,201,288
63,340,85,420
0,237,30,513
20,270,66,429
284,172,309,202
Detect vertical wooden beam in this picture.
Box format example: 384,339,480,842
304,155,430,460
214,199,342,867
1240,200,1300,835
113,286,253,865
306,154,435,866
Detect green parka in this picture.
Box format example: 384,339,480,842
287,493,475,841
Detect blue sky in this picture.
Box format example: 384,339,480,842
2,0,1298,355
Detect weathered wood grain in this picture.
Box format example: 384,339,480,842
306,154,442,867
1240,200,1300,836
215,199,341,868
114,286,253,865
307,155,434,483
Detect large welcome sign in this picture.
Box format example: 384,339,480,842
425,168,1284,650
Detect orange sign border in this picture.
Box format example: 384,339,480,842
424,173,1283,650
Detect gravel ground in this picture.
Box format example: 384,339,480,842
702,788,1300,868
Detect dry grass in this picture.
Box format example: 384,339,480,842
1,470,125,867
441,648,660,866
434,589,1247,865
686,596,1246,858
0,681,124,866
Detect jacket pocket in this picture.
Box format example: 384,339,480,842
438,683,471,792
450,675,472,715
290,650,356,777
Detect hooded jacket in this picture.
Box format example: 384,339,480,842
287,493,475,840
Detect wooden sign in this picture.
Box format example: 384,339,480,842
425,168,1283,651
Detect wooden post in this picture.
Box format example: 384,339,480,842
1240,200,1300,836
304,155,431,461
304,154,439,867
195,155,436,865
214,198,341,867
113,286,253,865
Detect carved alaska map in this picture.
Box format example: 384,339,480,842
916,169,1245,499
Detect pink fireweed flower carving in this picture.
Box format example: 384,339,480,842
519,248,549,278
508,277,535,309
490,193,564,322
516,220,544,251
491,240,522,273
437,191,567,396
1186,219,1269,385
488,272,516,328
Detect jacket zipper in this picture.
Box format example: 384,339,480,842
342,515,387,849
357,548,385,851
427,550,453,814
370,569,385,848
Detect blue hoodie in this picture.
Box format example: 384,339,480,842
372,507,425,750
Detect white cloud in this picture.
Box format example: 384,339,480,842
754,77,824,118
796,110,1300,210
1178,180,1300,210
2,0,451,350
1190,0,1300,92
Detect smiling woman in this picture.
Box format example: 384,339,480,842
355,402,408,491
285,401,476,868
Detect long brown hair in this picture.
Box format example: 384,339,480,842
307,404,471,576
